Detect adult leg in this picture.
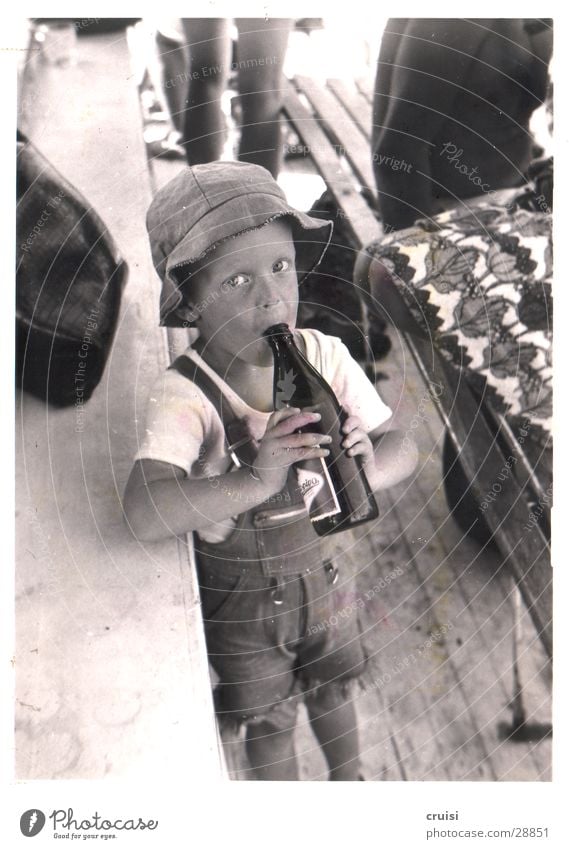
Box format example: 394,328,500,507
245,720,299,780
180,18,231,165
234,18,292,177
305,683,361,780
155,30,188,135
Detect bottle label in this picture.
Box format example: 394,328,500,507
275,367,297,407
296,460,341,520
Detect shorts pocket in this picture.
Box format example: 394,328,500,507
198,571,249,623
253,506,322,575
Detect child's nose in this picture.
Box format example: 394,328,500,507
256,274,281,303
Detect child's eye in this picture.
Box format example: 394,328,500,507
222,273,251,290
273,259,291,273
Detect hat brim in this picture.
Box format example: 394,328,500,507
159,194,333,327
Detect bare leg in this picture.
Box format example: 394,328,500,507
305,685,361,780
156,31,188,135
245,720,299,780
180,18,231,165
234,18,292,177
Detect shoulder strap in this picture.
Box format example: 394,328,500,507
169,355,258,469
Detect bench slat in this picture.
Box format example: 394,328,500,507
294,75,376,193
282,82,379,247
327,78,374,141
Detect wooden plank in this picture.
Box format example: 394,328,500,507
377,366,503,779
282,81,380,247
294,704,330,781
379,496,532,781
356,528,463,780
282,81,381,374
396,466,551,781
16,30,223,780
294,75,376,192
327,78,373,140
355,75,374,104
348,518,414,781
383,339,551,779
146,143,187,195
488,569,552,780
356,689,408,781
368,493,499,780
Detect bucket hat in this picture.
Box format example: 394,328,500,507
146,161,333,326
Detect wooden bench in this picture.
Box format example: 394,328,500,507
16,24,225,779
282,74,552,659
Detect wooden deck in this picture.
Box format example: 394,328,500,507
293,334,552,781
278,72,552,780
219,328,552,781
15,26,551,783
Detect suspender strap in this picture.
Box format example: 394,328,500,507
169,355,320,577
169,354,258,469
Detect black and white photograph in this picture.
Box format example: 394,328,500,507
5,3,564,846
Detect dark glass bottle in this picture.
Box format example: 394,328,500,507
265,323,379,536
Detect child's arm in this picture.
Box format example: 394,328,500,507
123,407,330,542
340,414,418,491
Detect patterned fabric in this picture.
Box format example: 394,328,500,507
366,204,552,446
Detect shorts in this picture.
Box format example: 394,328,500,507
198,557,368,731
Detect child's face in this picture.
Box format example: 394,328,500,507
186,219,299,366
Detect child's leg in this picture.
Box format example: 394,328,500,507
305,684,360,780
245,720,298,780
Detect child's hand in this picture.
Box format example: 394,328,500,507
251,407,331,494
341,412,375,467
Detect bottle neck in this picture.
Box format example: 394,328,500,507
265,324,311,409
265,324,298,365
265,323,294,345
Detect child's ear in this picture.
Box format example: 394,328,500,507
175,302,200,324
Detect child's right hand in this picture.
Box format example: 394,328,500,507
251,407,331,494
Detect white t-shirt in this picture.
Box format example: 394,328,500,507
134,328,392,541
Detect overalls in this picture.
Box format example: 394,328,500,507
171,355,368,732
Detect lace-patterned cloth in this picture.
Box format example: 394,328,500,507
366,204,552,447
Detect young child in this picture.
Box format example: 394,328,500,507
124,162,417,780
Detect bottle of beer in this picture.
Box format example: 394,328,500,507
265,323,379,536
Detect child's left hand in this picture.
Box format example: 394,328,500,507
341,412,375,467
